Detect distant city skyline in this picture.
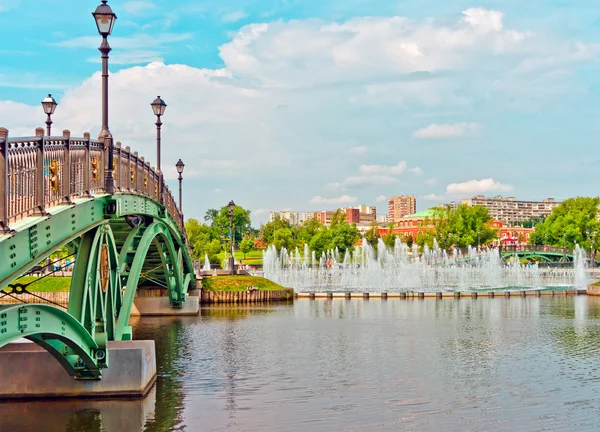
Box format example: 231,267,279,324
2,1,599,227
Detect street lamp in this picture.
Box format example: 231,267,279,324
151,96,167,172
151,96,167,204
176,159,184,226
228,200,235,275
92,0,117,194
41,94,57,136
587,229,597,268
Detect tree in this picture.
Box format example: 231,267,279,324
260,218,292,245
212,205,252,245
296,218,323,246
240,238,254,258
185,218,224,263
416,205,497,249
273,228,295,251
529,197,600,252
204,209,219,226
381,222,397,248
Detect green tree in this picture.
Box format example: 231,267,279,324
212,205,252,245
417,205,497,249
381,222,397,248
529,197,600,253
296,218,323,246
260,218,292,245
240,237,254,258
273,228,295,251
185,218,224,263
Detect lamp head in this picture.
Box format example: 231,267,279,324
41,94,58,115
93,1,117,37
151,96,167,117
176,159,185,174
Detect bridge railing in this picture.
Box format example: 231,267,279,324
498,245,569,254
0,127,184,234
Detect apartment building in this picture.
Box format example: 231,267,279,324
387,195,417,222
269,211,300,226
457,195,560,225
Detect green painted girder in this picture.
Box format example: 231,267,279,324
0,193,195,291
0,304,104,379
0,192,196,379
500,251,573,262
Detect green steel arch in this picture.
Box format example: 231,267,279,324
0,130,196,380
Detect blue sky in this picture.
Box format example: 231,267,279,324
1,0,600,225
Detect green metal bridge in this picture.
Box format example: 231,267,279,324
498,245,579,263
0,127,195,379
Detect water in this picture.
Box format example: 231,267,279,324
3,297,600,431
263,240,592,292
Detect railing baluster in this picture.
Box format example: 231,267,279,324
34,128,47,216
0,127,9,232
115,141,121,191
133,151,139,192
83,132,91,197
62,129,73,204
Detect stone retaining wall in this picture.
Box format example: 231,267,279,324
587,285,600,296
200,288,294,304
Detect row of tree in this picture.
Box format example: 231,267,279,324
185,205,254,263
529,197,600,252
185,197,600,264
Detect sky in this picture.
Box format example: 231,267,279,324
1,0,600,226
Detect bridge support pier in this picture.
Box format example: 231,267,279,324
0,340,156,399
131,295,199,316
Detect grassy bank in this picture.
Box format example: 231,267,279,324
215,250,263,267
2,276,71,292
201,275,286,292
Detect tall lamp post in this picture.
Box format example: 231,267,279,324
151,96,167,203
92,0,117,194
228,200,235,275
41,94,57,136
176,159,184,226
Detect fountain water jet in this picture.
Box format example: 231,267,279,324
262,241,590,292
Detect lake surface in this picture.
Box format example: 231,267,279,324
3,296,600,431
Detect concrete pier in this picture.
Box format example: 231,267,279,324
0,340,156,399
131,296,199,316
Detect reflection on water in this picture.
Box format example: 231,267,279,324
0,386,156,432
3,298,600,431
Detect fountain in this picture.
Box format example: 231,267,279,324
263,239,591,292
203,254,211,271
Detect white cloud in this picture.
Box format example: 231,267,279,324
409,166,423,175
56,33,192,51
124,1,156,16
2,8,597,222
219,9,530,90
359,161,407,175
446,178,513,195
222,10,248,23
327,175,399,191
425,177,437,186
253,208,268,215
423,193,445,201
310,195,358,205
0,0,19,13
375,195,387,203
413,123,482,139
87,50,164,65
213,188,222,193
348,146,367,156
